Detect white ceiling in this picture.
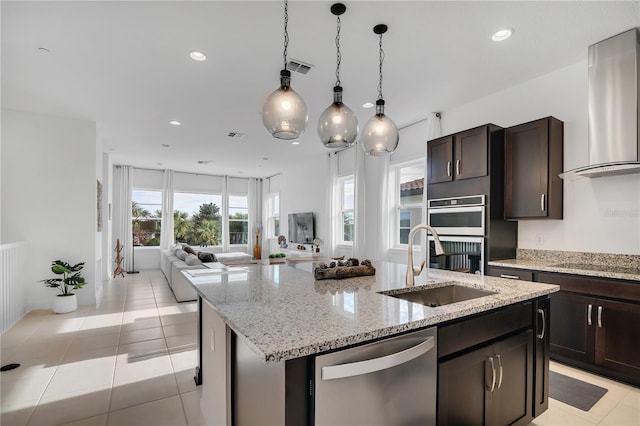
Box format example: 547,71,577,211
2,1,639,178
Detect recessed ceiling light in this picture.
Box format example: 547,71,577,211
170,120,181,126
362,102,375,109
161,144,170,148
190,51,207,61
492,27,514,42
262,157,269,161
292,141,300,145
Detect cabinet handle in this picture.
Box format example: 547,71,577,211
588,304,593,326
447,161,451,177
537,308,546,340
456,160,461,175
496,354,503,390
500,274,520,280
540,194,546,212
598,306,603,328
486,356,496,392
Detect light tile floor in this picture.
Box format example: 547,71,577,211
1,270,639,425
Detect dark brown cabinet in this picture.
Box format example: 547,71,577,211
427,125,491,185
505,117,563,220
533,298,550,417
537,271,640,387
438,331,533,426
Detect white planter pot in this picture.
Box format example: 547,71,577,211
53,294,77,314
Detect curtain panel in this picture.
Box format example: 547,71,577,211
115,165,134,271
160,170,175,250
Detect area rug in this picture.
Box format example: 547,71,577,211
549,370,608,411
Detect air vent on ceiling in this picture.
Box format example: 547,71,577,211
286,59,314,75
227,132,245,139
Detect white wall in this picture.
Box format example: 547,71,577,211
1,109,98,308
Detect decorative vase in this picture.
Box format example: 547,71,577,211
254,235,262,260
53,293,77,314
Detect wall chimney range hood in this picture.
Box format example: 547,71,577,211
561,28,640,179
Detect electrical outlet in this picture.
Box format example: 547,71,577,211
535,234,544,245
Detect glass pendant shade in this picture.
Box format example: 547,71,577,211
262,70,308,140
318,86,359,148
361,99,399,155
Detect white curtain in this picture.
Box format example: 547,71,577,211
221,176,229,253
353,144,366,258
377,156,392,262
325,153,339,258
160,170,174,250
247,178,262,256
261,178,271,256
115,165,134,271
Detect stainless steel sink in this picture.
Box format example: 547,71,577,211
379,284,496,307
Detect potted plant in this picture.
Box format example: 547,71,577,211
41,260,87,313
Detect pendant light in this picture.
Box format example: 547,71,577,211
317,3,358,149
361,24,399,156
262,0,308,140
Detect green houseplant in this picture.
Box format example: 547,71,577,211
41,260,87,313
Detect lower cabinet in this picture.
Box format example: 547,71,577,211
438,330,533,426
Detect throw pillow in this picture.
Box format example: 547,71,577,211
183,245,196,255
197,252,216,263
175,249,188,261
184,254,202,266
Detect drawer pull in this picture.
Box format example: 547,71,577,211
447,161,451,177
598,306,603,328
500,274,520,280
587,304,593,326
541,194,546,212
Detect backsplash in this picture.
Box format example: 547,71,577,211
516,249,640,270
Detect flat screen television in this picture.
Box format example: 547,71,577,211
288,212,315,244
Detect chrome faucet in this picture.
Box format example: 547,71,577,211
406,224,446,287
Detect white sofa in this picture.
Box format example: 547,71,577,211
160,245,253,302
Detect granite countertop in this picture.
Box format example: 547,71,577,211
184,261,558,363
488,258,640,282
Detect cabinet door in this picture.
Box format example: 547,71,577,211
455,127,488,180
438,344,493,426
549,292,595,363
533,299,550,417
595,299,640,382
505,119,549,219
491,331,533,426
427,136,453,184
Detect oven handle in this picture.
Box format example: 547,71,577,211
428,206,484,214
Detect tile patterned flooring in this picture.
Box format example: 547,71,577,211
1,270,639,425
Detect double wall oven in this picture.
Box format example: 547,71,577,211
427,195,485,275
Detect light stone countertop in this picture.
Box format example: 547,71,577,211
184,261,558,363
488,258,640,282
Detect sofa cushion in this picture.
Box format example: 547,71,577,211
184,253,202,266
183,245,197,255
175,248,188,260
197,251,217,263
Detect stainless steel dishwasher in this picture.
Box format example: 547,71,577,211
314,327,437,426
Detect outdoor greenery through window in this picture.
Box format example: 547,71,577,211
340,176,355,244
397,162,424,245
229,195,248,245
132,190,162,246
174,193,222,246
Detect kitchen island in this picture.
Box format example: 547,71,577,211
184,261,559,425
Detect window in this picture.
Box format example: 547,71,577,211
268,193,280,237
132,189,162,246
394,162,424,246
339,175,355,244
229,195,248,245
173,192,222,246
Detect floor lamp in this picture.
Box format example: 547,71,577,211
127,220,157,274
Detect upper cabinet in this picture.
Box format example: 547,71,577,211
427,125,490,184
505,117,564,220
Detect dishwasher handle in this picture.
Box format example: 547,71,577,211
321,336,435,381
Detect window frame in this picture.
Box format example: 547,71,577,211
391,160,425,250
228,193,249,246
131,188,162,247
337,174,355,246
267,192,280,238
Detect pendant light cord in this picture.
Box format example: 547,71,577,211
335,14,342,86
283,0,289,69
377,33,385,100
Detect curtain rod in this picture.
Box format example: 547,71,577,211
398,112,441,130
114,164,264,180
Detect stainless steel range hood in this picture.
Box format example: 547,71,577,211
562,28,640,179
